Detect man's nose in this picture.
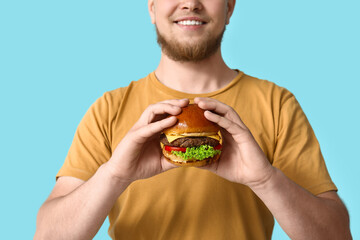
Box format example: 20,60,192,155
179,0,203,12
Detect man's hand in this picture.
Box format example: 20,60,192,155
194,97,275,188
106,99,189,183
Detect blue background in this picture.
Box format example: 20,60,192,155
1,0,359,239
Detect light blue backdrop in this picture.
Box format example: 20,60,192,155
0,0,359,239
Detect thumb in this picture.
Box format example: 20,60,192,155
160,156,178,172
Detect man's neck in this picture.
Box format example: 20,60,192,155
155,49,238,94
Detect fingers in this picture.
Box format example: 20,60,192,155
204,110,246,136
161,98,189,107
194,97,229,116
136,99,189,127
194,97,245,128
131,116,178,144
129,98,189,145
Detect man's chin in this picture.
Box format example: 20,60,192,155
156,26,225,62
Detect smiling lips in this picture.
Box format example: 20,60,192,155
174,17,207,28
177,20,205,26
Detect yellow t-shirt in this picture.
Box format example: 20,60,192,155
57,71,337,239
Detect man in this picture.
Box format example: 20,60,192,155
35,0,352,239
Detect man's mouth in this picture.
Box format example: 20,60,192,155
175,20,206,26
174,17,207,26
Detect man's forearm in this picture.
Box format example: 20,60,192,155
251,167,351,240
35,163,130,240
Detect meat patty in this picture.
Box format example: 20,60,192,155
160,134,219,148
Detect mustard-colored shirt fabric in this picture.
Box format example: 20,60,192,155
57,71,337,239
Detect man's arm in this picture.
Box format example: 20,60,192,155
251,168,351,240
35,99,188,239
35,164,129,240
195,97,352,240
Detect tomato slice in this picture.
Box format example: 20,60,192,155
165,144,222,152
214,144,222,150
164,145,187,152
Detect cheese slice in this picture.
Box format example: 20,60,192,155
165,131,222,144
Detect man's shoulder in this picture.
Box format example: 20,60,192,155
107,74,151,96
241,72,283,90
239,72,293,101
99,73,153,105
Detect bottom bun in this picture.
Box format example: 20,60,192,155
162,148,220,167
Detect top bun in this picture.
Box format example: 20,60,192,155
163,104,220,135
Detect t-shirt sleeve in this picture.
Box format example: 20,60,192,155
56,92,112,181
272,93,337,195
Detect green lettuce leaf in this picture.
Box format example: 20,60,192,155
171,145,221,161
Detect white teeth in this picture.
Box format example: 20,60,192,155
177,20,204,26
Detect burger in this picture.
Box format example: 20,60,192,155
160,104,222,167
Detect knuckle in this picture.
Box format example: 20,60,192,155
148,103,156,110
223,119,232,129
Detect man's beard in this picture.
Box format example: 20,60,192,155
156,25,226,62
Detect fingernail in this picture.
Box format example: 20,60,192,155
170,116,178,122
